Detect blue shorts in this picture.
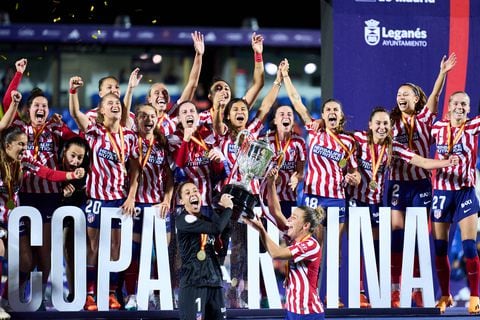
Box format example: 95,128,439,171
387,179,432,211
431,187,479,224
83,198,125,229
286,310,324,320
280,200,297,219
133,203,171,234
301,194,346,226
348,198,380,227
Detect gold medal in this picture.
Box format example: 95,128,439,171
6,199,15,210
197,249,206,261
231,277,238,287
338,158,347,168
369,180,378,190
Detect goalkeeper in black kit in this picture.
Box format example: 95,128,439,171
175,181,234,320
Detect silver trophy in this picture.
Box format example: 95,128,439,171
221,130,275,221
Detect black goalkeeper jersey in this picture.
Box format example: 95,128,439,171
175,207,232,288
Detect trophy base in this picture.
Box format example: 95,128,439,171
221,184,258,221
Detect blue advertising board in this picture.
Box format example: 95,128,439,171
332,0,479,131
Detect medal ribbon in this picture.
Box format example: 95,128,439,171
325,128,353,165
138,136,154,169
447,121,465,153
400,114,415,150
190,135,209,152
275,132,291,166
199,233,207,252
32,123,48,159
105,128,125,173
369,143,386,185
6,164,18,208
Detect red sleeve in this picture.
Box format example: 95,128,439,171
59,123,79,140
175,141,189,167
36,166,68,182
211,158,225,175
3,71,22,114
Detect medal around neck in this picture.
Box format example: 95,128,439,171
369,180,378,190
6,199,15,210
338,158,347,168
197,249,206,261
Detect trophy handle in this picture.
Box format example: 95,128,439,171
235,129,254,154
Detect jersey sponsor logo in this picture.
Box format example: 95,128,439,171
311,145,342,162
98,148,120,162
227,143,239,154
186,157,210,167
146,154,165,165
281,161,296,170
437,143,463,155
394,132,420,145
27,141,54,152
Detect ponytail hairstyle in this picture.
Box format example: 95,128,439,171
368,107,393,167
299,205,325,234
0,126,25,189
390,83,427,123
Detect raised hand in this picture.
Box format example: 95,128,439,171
70,76,84,90
15,58,27,73
441,52,457,74
251,32,264,54
191,31,205,56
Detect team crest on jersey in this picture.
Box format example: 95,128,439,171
391,196,399,207
299,241,309,253
433,209,442,219
87,212,96,224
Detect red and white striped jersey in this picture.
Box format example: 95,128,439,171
431,116,480,190
13,119,76,193
0,154,72,223
286,236,324,315
198,109,214,126
157,113,177,137
261,131,306,202
218,118,264,194
348,131,414,204
135,137,170,203
304,124,357,199
390,106,435,181
169,126,220,206
85,122,137,200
